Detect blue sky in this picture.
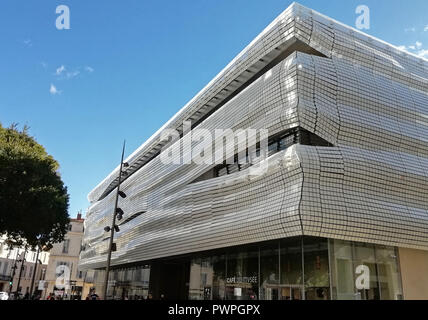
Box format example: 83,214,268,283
0,0,427,218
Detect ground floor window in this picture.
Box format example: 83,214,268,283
187,237,402,300
329,239,403,300
303,237,330,300
99,236,403,300
106,265,150,300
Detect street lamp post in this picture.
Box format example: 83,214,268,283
103,140,128,300
29,245,41,298
8,249,19,295
15,246,28,298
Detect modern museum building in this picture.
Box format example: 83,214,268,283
79,3,428,300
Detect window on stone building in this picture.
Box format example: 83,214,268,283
62,239,70,254
3,262,9,275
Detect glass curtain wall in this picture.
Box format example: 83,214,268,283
188,237,402,300
105,265,150,300
188,237,315,300
188,254,226,300
303,238,330,300
279,238,303,300
98,236,402,300
329,239,403,300
225,245,258,300
259,242,280,300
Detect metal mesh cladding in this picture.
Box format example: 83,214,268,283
79,3,428,270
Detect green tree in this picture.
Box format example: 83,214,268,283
0,123,69,249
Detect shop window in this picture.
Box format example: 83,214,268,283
280,238,304,300
99,236,403,301
106,266,150,300
259,244,279,300
303,237,330,300
329,239,403,300
189,258,203,300
353,243,379,300
375,246,402,300
225,246,258,300
134,268,142,282
211,255,226,300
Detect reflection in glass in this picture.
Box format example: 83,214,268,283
354,243,379,300
259,244,279,300
105,265,150,300
330,239,403,300
189,257,216,300
226,247,258,300
304,237,330,300
375,246,403,300
212,255,226,300
330,240,354,299
189,258,202,300
280,238,303,300
99,237,403,300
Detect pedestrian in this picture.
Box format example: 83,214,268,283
88,288,100,300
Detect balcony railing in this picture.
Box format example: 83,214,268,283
0,274,11,281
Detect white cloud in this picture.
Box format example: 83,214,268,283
53,65,93,82
405,27,416,32
23,39,32,47
50,83,61,95
66,70,80,79
424,25,428,32
56,65,91,78
416,49,428,59
56,65,66,75
85,66,94,73
397,41,428,60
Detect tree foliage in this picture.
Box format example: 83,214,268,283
0,123,69,249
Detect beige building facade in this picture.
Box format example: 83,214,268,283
0,237,49,298
398,248,428,300
44,214,87,300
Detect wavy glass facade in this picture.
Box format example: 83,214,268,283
79,3,428,300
